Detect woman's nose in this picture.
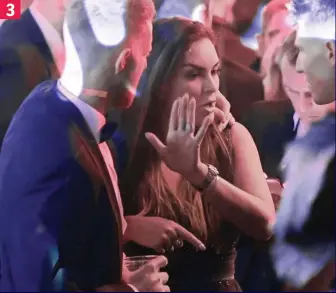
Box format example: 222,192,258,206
203,74,218,93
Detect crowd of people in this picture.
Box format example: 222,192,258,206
0,0,334,291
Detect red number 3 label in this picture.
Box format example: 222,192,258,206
0,0,20,19
6,3,15,17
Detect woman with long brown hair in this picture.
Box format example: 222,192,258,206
121,17,275,292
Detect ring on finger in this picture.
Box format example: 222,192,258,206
169,245,175,252
174,239,183,247
184,123,193,132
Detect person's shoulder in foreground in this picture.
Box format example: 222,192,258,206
271,147,335,290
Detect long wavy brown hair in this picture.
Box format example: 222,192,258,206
121,18,233,244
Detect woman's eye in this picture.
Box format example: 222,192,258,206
185,72,200,79
212,68,221,76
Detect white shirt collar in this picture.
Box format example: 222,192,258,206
293,112,310,138
57,81,106,142
30,5,65,73
293,112,300,131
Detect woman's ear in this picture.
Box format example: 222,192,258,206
325,41,335,67
115,48,132,74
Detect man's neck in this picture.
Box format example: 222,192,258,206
58,79,107,114
328,101,336,113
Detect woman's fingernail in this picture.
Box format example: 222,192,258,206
199,244,206,251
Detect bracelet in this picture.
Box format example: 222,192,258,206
192,164,219,192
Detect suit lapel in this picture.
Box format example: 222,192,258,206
50,86,123,261
70,122,123,250
282,108,296,143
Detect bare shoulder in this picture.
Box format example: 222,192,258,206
230,122,254,147
228,122,259,159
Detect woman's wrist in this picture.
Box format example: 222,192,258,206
124,216,137,243
184,163,208,187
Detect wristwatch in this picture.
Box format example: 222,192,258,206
193,164,219,192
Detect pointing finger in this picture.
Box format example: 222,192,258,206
175,225,206,251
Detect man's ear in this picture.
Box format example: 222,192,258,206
115,48,131,74
325,41,335,66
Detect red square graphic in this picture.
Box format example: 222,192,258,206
0,0,20,20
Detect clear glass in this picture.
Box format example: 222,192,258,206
124,255,158,272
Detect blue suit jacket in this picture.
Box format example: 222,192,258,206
0,10,59,149
0,81,129,291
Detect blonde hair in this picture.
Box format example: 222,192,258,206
264,30,294,101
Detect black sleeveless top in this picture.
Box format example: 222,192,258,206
124,129,241,292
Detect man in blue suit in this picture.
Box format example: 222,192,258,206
0,0,172,291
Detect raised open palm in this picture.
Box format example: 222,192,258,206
145,94,214,178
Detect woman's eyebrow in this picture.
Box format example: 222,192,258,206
182,61,220,70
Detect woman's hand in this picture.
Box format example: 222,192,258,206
125,215,206,253
214,91,235,131
145,94,214,180
266,178,284,210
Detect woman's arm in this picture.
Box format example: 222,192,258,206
186,123,275,240
145,97,275,240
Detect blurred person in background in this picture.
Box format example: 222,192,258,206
262,30,291,101
21,0,33,11
256,0,296,101
256,0,292,76
0,0,69,150
244,29,334,180
271,0,335,290
210,0,262,68
155,0,261,68
208,0,265,120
